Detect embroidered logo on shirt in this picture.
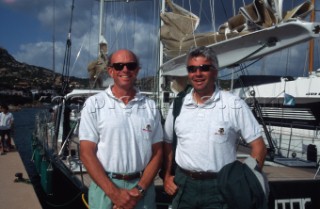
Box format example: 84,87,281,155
142,124,152,132
215,128,225,135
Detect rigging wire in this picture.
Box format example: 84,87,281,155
88,0,95,66
61,0,75,95
52,0,56,84
209,0,216,42
219,57,263,79
70,39,85,77
219,0,229,20
188,0,197,47
107,3,128,51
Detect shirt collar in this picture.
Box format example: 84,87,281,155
184,85,220,106
105,85,145,102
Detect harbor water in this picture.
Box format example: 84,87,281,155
12,107,87,209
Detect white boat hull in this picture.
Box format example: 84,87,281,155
233,75,320,163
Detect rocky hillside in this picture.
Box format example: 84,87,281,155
0,47,87,90
0,47,90,105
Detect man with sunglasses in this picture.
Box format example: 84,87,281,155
163,46,267,209
79,49,163,209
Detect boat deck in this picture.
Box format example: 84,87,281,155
264,162,319,181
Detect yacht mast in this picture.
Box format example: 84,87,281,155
308,0,315,74
99,0,105,46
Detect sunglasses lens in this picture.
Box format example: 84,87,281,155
200,65,211,71
113,63,124,71
126,62,138,71
187,65,212,73
186,66,196,73
112,62,138,71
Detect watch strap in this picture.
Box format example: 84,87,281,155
135,184,145,196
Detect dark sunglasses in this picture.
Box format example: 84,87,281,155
186,64,214,73
110,62,138,71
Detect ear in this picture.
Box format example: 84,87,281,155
107,67,113,77
135,66,141,75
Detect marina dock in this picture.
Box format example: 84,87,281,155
0,149,42,209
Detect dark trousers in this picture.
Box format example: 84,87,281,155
172,167,228,209
0,129,11,148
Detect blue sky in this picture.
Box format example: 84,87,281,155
0,0,161,78
0,0,319,79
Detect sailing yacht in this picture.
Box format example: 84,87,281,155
231,0,320,162
31,0,320,208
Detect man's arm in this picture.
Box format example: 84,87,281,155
133,142,163,194
249,136,267,168
80,140,138,209
163,142,178,195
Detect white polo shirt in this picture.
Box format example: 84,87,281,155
164,87,261,172
79,86,163,173
0,112,14,130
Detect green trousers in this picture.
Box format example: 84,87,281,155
89,177,156,209
172,167,228,209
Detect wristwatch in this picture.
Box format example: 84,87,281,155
135,184,145,196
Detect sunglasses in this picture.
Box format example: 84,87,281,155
110,62,138,71
186,64,214,73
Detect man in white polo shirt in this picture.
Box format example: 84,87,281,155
79,49,163,209
163,46,267,209
0,104,14,154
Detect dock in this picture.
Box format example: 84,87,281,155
0,149,42,209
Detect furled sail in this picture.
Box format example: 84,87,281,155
160,0,318,76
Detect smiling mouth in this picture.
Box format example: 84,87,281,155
193,78,205,84
120,75,129,78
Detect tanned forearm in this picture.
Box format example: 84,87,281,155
137,142,163,189
163,142,178,195
250,136,267,169
163,142,174,178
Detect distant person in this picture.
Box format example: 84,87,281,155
163,46,267,209
79,49,163,209
0,104,14,154
87,42,109,88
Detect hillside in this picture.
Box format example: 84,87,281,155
0,47,88,90
0,47,89,105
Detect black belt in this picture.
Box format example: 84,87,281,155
106,171,142,180
179,167,218,180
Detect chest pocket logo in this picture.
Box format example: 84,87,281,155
211,122,229,144
215,128,225,135
142,124,152,132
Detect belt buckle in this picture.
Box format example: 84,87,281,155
194,172,202,179
121,174,127,180
111,173,119,179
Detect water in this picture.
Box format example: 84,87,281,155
12,107,47,208
12,107,87,209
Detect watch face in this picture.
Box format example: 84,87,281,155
136,185,145,195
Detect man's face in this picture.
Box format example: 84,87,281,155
108,50,140,90
187,56,217,96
